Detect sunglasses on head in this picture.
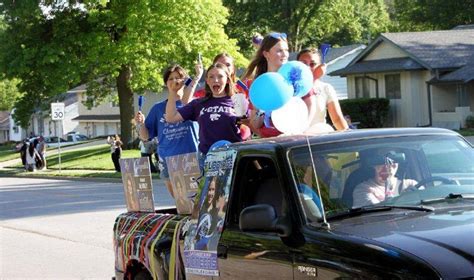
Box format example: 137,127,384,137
268,32,287,40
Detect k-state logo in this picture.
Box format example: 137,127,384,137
210,113,220,121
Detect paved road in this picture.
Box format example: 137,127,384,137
0,177,174,279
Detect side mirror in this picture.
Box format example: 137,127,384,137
239,204,291,237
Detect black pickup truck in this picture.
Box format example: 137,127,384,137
113,128,474,279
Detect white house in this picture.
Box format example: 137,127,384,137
332,26,474,129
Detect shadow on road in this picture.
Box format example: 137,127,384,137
0,178,173,220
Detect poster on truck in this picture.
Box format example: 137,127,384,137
119,157,154,212
166,152,201,214
183,149,237,277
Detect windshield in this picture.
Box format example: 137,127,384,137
289,134,474,223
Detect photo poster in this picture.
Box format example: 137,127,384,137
119,157,155,212
166,152,201,215
183,149,237,277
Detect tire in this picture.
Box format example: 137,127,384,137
134,269,153,280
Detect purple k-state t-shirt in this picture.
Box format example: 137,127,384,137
178,96,242,154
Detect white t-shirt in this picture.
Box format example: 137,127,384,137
352,177,418,208
309,80,337,128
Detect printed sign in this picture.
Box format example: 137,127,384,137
119,157,154,212
183,149,237,277
51,103,65,121
166,152,201,215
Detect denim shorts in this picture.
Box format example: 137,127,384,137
158,156,170,179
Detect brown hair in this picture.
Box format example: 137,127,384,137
162,64,188,84
242,34,286,80
203,62,235,99
296,48,322,65
213,53,236,83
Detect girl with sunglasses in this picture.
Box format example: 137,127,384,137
242,32,298,137
135,64,199,198
297,48,349,131
165,63,242,167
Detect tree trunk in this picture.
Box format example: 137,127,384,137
116,64,134,150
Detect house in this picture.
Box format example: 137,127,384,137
331,26,474,129
0,111,10,143
28,84,122,138
289,44,366,100
322,44,366,100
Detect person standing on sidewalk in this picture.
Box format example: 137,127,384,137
107,135,123,172
139,138,158,173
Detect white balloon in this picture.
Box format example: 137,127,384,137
271,97,309,134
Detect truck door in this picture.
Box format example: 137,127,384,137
217,156,294,279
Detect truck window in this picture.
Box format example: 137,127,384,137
226,156,286,227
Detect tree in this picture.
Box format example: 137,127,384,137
0,77,23,111
390,0,473,31
224,0,390,54
0,0,246,147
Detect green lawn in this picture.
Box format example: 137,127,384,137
0,144,18,162
12,144,144,170
456,128,474,137
3,143,160,179
48,144,144,170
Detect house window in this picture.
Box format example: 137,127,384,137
385,74,401,99
13,126,19,133
355,77,370,98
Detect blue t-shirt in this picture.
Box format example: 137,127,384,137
145,100,199,159
178,96,242,154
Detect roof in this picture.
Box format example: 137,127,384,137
431,63,474,83
382,30,474,69
330,57,424,76
334,28,474,76
71,114,120,121
289,44,365,63
0,111,10,130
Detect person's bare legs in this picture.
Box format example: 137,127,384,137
165,179,175,198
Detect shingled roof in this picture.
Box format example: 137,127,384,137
333,27,474,79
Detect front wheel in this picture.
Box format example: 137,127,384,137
134,269,153,280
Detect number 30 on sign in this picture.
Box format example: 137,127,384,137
51,103,65,121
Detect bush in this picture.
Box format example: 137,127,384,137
465,115,474,129
339,98,390,128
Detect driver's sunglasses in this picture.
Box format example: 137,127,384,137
269,32,287,40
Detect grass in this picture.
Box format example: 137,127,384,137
2,143,160,179
455,128,474,137
0,144,18,162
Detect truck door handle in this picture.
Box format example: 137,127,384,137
217,244,228,259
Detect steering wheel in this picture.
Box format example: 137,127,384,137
414,176,460,189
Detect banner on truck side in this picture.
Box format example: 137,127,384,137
119,157,154,212
166,152,201,215
183,149,237,277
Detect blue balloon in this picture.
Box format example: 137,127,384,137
278,61,313,98
209,140,231,151
249,72,293,111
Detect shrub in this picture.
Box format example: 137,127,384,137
465,115,474,129
339,98,390,128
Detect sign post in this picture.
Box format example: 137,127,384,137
51,103,65,172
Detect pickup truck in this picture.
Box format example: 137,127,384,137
113,128,474,279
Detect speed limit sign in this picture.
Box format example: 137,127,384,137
51,103,65,120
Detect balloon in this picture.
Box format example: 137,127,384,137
263,112,272,128
278,61,313,98
249,73,293,111
271,97,309,134
209,140,231,151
